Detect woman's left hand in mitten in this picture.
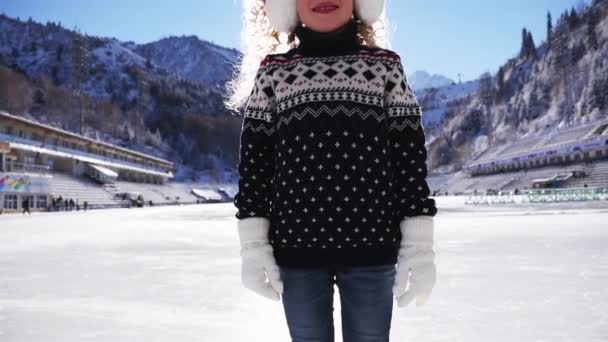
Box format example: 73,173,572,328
392,216,436,308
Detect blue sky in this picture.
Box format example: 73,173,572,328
0,0,587,81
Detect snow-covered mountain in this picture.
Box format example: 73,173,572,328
0,14,233,109
409,70,454,91
136,36,240,92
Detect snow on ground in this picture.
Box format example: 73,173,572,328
1,197,607,341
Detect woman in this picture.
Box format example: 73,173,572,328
226,1,438,341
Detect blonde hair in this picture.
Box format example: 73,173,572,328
224,0,392,112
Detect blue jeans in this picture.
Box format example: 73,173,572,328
279,264,396,342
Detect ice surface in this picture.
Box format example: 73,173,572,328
1,198,607,341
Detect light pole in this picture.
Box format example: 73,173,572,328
72,29,89,136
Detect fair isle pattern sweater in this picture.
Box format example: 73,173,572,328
233,19,437,268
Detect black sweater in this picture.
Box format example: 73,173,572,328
233,18,437,268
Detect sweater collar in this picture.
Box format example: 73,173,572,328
294,18,361,57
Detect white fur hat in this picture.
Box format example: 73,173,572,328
264,0,385,33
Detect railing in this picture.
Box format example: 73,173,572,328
5,161,51,174
464,190,516,205
522,187,608,203
464,187,608,205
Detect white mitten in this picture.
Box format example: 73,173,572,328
237,217,284,301
393,216,436,308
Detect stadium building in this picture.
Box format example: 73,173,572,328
0,110,221,212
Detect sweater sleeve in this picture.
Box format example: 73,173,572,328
384,56,438,227
233,58,277,220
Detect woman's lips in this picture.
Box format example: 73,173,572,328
312,2,339,14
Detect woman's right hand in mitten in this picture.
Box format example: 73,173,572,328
237,217,284,301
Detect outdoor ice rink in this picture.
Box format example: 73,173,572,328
1,197,607,342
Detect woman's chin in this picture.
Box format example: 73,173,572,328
306,18,349,32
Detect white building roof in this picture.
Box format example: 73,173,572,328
0,110,173,166
9,142,173,178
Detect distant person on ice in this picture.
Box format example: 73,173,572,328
227,0,438,340
22,198,31,215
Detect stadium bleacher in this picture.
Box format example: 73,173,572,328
112,180,201,205
470,120,608,166
434,159,608,195
493,135,545,158
563,161,608,188
46,171,224,208
542,125,594,148
49,171,128,207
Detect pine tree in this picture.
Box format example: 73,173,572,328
528,83,543,120
561,9,569,25
520,28,529,58
552,25,570,70
568,7,580,29
519,28,537,59
496,66,506,101
604,76,608,106
590,77,606,110
479,72,494,107
547,11,553,49
572,41,586,64
51,65,60,85
587,7,600,51
56,44,64,63
527,31,537,59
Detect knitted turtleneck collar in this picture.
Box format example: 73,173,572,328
294,18,361,57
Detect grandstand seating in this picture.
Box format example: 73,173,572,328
542,125,593,148
431,165,589,195
470,120,608,165
563,161,608,188
164,182,203,202
46,172,213,208
49,172,127,207
431,159,608,194
470,135,547,163
494,135,545,157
